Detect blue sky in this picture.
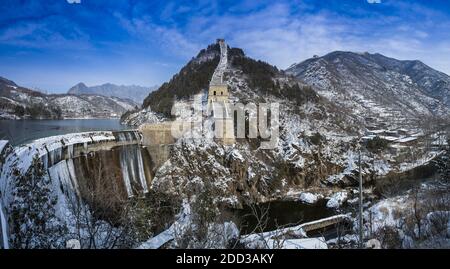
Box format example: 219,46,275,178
1,0,450,93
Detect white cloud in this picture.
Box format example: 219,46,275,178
201,3,449,74
115,13,202,59
0,20,91,51
67,0,81,4
367,0,382,4
116,1,450,75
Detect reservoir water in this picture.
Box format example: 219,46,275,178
0,119,131,146
232,200,336,235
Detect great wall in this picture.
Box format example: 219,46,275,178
139,38,235,150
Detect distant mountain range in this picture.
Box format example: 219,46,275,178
68,82,157,104
0,77,138,120
286,51,450,127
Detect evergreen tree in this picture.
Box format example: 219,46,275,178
438,139,450,182
10,154,67,248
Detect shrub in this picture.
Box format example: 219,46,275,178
310,132,325,145
366,136,389,153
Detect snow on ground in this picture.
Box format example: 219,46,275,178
137,199,239,249
366,195,409,233
241,214,349,249
327,234,359,245
137,200,193,249
265,237,327,249
372,159,391,176
298,192,321,204
398,150,444,172
120,107,164,126
424,211,450,236
365,192,450,248
325,151,358,184
0,112,21,120
0,199,9,249
229,148,244,162
326,191,348,208
110,97,136,111
137,226,175,249
0,140,8,154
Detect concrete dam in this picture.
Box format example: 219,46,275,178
0,38,231,249
0,129,174,249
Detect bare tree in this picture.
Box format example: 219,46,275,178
411,187,424,239
67,160,136,249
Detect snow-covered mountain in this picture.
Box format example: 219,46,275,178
122,42,446,200
121,43,450,249
123,41,364,199
0,77,137,119
49,94,137,119
286,52,450,129
121,43,223,125
68,82,157,104
2,41,448,249
123,43,345,126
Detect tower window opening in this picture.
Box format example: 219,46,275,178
214,91,216,95
221,91,223,95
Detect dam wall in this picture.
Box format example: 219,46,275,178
139,122,176,173
0,130,161,248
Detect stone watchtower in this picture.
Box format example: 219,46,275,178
208,84,229,103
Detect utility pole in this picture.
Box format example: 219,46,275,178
358,148,364,249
